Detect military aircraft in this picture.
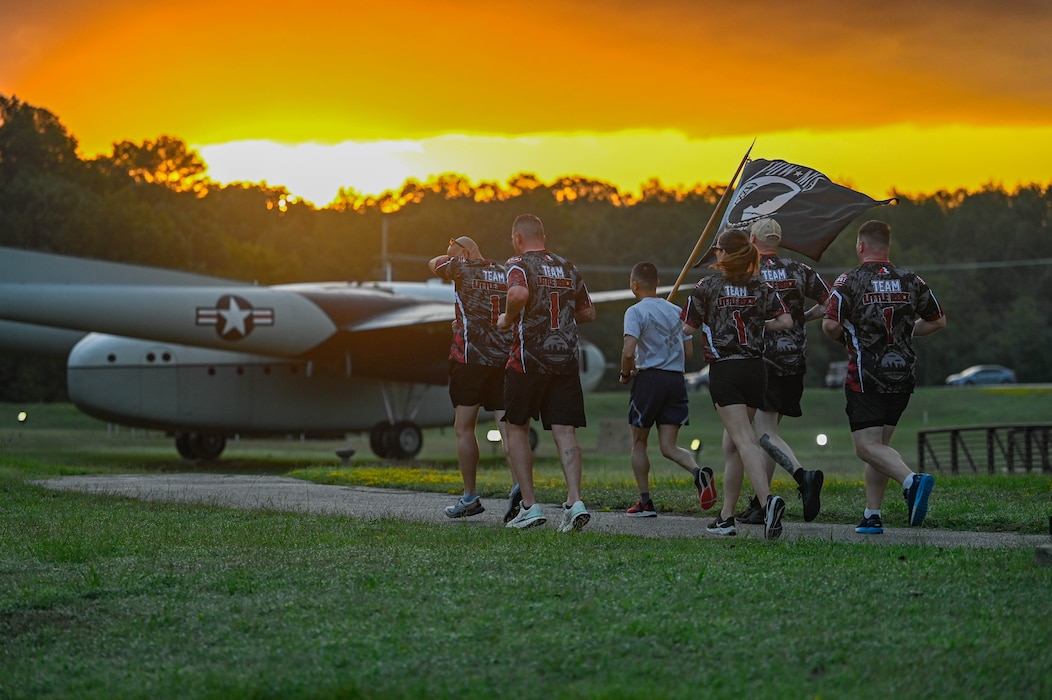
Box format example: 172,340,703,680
0,246,613,460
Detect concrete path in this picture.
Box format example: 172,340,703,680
36,473,1052,550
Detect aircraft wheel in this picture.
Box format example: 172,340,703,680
386,421,423,459
370,421,392,458
175,432,195,460
190,433,226,461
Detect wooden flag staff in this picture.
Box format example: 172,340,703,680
666,139,755,302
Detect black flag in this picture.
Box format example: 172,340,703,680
706,158,895,262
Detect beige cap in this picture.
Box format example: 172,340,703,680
450,236,480,257
750,218,782,241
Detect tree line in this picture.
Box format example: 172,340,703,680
2,94,1051,401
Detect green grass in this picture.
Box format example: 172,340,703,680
1,392,1052,698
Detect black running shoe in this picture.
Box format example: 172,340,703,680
705,515,736,536
855,514,884,534
764,495,785,540
798,469,824,522
736,495,764,524
503,483,523,524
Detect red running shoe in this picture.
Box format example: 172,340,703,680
626,498,657,517
695,466,718,510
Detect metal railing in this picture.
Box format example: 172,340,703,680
917,424,1052,474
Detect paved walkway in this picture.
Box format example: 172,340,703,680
36,473,1051,550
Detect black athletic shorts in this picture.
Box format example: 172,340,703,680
629,369,690,428
845,390,911,432
708,358,766,409
763,373,804,418
449,361,505,411
503,370,586,429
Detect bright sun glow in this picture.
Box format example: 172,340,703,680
196,125,1052,207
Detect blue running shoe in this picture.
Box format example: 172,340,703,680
445,494,484,518
855,514,884,534
905,473,934,526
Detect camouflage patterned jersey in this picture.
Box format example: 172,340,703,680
505,249,593,375
824,260,944,394
759,253,831,376
433,257,510,367
683,273,788,363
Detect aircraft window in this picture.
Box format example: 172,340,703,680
107,354,116,363
146,353,156,362
162,353,171,362
208,368,216,376
237,367,244,375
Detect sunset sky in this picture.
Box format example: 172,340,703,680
3,0,1051,206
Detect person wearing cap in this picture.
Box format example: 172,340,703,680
682,227,793,539
497,214,595,532
618,261,717,518
823,220,946,534
734,217,831,525
429,236,518,521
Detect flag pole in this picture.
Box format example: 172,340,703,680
666,138,755,302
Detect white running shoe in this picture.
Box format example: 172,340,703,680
558,500,591,532
505,502,546,529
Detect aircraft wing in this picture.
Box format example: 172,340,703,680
588,285,678,305
0,247,455,372
0,320,87,357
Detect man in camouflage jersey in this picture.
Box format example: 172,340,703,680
429,236,516,521
823,220,946,534
496,214,595,532
738,218,831,524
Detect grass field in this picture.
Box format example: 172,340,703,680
2,389,1051,698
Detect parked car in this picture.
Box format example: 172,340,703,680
824,361,848,388
945,364,1017,386
685,365,710,390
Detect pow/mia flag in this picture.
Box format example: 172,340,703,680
712,159,895,262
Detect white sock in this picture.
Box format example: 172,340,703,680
864,509,881,519
903,473,915,490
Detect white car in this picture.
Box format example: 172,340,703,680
945,364,1017,386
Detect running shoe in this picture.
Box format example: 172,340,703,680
505,502,546,529
905,473,935,526
736,495,764,524
705,515,736,536
503,483,523,523
764,495,786,540
798,469,824,522
855,513,884,534
444,494,484,518
559,500,591,532
694,466,718,510
627,498,657,517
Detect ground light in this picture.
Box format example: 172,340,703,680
487,429,502,455
17,411,27,423
816,433,828,447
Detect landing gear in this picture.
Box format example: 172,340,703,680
174,432,227,461
388,421,423,459
368,421,424,459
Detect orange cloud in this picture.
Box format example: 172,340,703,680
3,0,1050,198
